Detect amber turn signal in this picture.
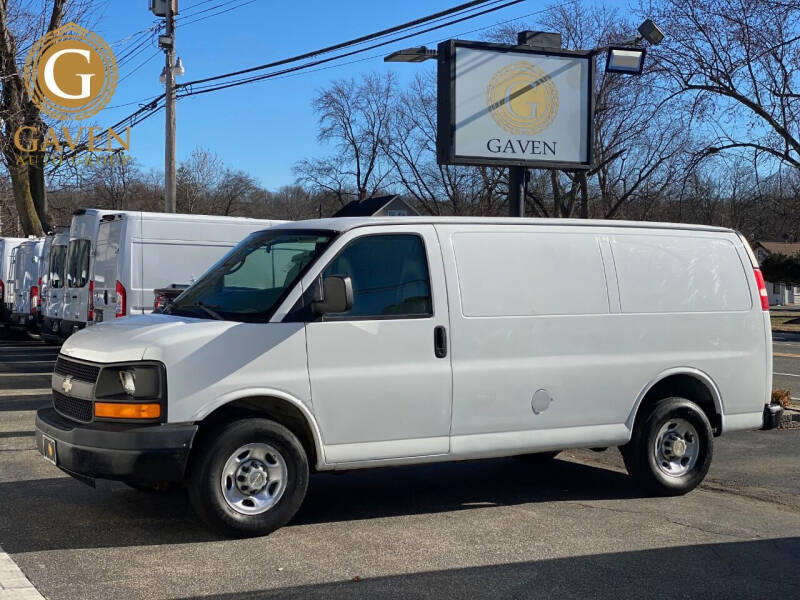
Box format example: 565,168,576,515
94,402,161,420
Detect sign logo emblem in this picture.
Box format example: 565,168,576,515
61,375,73,395
22,22,118,121
486,61,559,135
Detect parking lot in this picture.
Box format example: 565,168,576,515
1,333,799,599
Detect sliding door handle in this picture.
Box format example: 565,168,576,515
434,325,447,358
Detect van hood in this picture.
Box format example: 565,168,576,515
59,313,237,363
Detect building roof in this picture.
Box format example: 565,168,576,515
754,241,800,256
270,216,735,234
331,195,417,217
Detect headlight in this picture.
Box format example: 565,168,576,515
94,363,165,402
93,363,166,422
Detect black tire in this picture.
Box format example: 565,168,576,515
621,397,713,496
513,451,560,463
188,418,309,537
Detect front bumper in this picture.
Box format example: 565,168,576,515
762,404,783,430
35,407,197,484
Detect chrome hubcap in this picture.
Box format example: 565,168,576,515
221,443,287,515
654,418,699,477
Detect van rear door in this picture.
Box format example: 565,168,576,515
94,216,124,321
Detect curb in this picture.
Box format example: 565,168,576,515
0,546,43,600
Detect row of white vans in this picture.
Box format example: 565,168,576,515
0,209,282,342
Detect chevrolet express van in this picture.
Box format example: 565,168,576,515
41,229,70,342
92,212,283,323
11,238,44,330
35,218,779,537
0,237,26,323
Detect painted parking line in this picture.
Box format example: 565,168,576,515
0,545,44,599
775,372,800,378
0,389,50,397
774,352,800,358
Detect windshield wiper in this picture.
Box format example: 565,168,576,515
178,301,224,321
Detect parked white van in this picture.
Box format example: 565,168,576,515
92,212,283,323
60,209,111,338
41,229,70,342
36,217,778,537
0,237,26,324
11,238,44,330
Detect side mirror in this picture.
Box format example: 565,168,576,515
311,275,353,315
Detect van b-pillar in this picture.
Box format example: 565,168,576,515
508,31,562,218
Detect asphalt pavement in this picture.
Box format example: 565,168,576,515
1,331,799,599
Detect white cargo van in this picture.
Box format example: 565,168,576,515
0,237,26,324
31,233,56,333
61,209,111,338
41,229,70,342
36,218,778,537
11,238,44,329
92,212,283,323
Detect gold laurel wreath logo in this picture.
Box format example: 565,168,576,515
22,22,118,121
486,61,559,136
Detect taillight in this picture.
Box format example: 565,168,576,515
753,268,770,311
29,285,39,315
88,280,94,321
154,293,166,312
115,280,126,317
0,280,4,300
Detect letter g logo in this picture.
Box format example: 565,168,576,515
23,23,117,121
43,49,94,100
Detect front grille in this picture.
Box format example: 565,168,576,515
54,356,100,383
53,390,92,423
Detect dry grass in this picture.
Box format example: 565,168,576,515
771,314,800,333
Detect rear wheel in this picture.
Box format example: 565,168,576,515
621,397,713,495
188,418,309,537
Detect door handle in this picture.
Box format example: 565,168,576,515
71,295,78,299
434,326,447,358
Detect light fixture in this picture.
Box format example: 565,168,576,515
159,66,167,84
174,57,185,77
384,46,438,63
605,47,646,74
638,19,665,46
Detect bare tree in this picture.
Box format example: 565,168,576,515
0,0,94,235
176,147,223,214
295,72,396,202
647,0,800,171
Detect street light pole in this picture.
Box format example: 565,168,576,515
164,3,176,213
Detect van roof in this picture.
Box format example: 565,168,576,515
99,211,282,225
267,216,735,234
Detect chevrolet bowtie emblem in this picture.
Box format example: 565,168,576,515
61,375,73,394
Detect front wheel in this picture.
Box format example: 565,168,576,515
621,397,713,496
188,419,309,537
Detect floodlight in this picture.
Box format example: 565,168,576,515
638,19,665,46
384,46,438,63
605,47,646,74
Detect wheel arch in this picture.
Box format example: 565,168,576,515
627,368,724,436
193,390,326,471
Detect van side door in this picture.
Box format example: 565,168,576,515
301,225,452,464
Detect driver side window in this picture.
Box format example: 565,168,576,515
322,233,432,319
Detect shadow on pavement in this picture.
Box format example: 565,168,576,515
168,537,800,599
0,457,641,553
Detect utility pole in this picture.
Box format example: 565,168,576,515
164,2,176,213
508,31,562,217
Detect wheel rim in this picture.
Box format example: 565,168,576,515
653,417,700,477
221,443,288,515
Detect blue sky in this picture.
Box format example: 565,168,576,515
89,0,622,189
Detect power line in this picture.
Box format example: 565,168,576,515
176,0,260,27
181,0,502,88
118,50,162,85
179,0,527,96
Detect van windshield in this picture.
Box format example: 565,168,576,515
169,229,335,322
66,239,91,288
49,245,67,289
